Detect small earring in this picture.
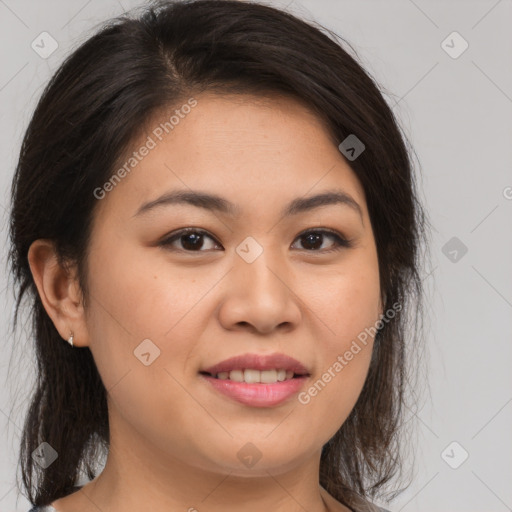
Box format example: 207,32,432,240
67,332,74,347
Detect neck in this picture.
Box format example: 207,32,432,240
81,420,338,512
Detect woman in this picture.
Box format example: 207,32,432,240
9,1,429,511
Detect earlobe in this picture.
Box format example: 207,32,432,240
27,239,89,347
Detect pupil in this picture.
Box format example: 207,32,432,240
182,233,203,250
303,233,322,250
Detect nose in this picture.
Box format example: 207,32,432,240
216,250,302,335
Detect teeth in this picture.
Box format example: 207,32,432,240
260,369,277,383
244,369,261,383
213,368,297,383
229,370,244,382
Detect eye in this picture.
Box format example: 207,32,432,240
159,228,221,252
291,229,352,253
159,228,352,253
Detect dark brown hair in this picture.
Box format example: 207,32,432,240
8,1,430,510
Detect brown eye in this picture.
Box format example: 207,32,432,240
160,228,222,252
292,230,352,252
159,228,352,254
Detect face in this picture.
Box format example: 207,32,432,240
78,92,383,476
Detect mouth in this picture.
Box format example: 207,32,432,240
199,368,308,384
198,353,311,407
199,352,310,381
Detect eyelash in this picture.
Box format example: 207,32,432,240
158,227,353,254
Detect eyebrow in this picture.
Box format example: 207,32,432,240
133,188,363,223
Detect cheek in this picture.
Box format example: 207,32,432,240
302,253,381,349
297,299,377,441
83,239,207,394
83,248,209,456
86,237,210,340
295,254,380,425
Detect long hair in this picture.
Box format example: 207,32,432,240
8,1,431,509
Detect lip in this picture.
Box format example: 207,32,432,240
200,374,309,407
200,352,310,376
199,352,311,408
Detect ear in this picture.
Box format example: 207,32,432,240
27,239,90,347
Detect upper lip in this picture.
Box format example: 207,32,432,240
201,353,310,376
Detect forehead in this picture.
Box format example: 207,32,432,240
92,92,368,223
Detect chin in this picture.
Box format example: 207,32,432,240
193,443,313,476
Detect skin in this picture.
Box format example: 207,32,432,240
28,92,383,512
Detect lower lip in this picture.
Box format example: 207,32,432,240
200,374,308,407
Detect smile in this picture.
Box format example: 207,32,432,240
202,368,296,383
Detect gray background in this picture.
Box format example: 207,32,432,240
1,1,511,511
